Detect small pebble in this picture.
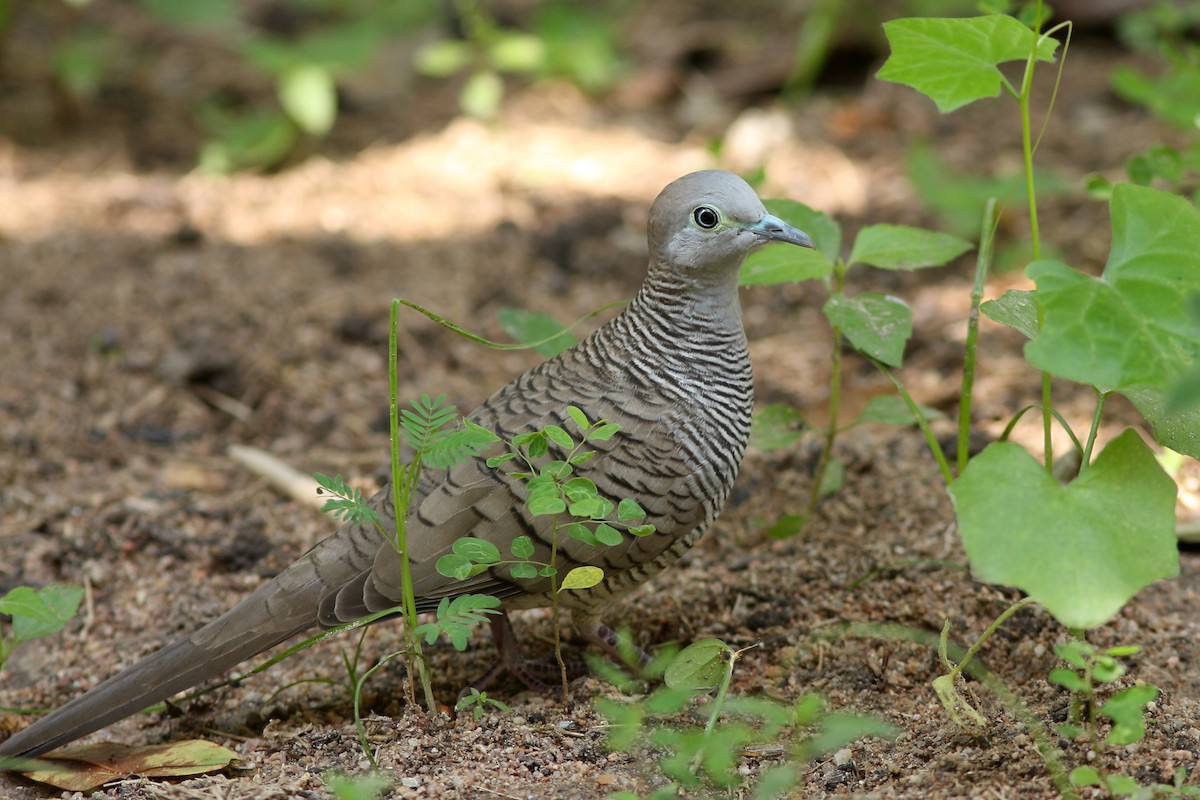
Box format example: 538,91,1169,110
833,748,853,767
400,777,421,789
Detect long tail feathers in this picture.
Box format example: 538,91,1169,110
0,578,320,759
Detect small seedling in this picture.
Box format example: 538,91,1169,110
600,638,895,798
455,687,512,720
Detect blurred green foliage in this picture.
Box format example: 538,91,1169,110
1,0,624,172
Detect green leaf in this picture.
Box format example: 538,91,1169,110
627,524,656,536
460,69,503,119
435,554,473,581
878,16,1060,112
1,584,84,643
527,495,565,516
740,200,836,286
824,293,913,367
560,566,604,590
849,394,945,427
279,65,337,136
1055,641,1093,668
762,199,842,262
1092,656,1125,684
819,457,844,497
566,406,589,430
452,538,501,564
1104,774,1141,796
848,224,972,270
589,423,621,441
1105,645,1142,658
1025,185,1200,456
950,430,1180,629
1070,766,1103,787
198,111,297,174
1100,685,1159,745
137,0,234,27
1048,668,1088,692
510,535,535,559
414,39,471,78
521,431,549,459
617,499,646,521
740,247,832,286
1122,387,1200,462
594,523,623,546
510,562,538,580
543,424,574,450
325,770,392,800
766,513,807,539
567,522,597,545
489,33,545,73
981,289,1039,339
486,452,517,467
496,308,576,357
664,638,731,692
1111,65,1200,131
750,404,807,451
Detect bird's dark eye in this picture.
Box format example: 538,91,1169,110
693,205,719,230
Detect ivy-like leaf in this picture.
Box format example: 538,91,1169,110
878,16,1060,112
951,430,1179,628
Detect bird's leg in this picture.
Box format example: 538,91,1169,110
465,612,585,695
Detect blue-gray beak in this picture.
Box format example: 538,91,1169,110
748,213,815,249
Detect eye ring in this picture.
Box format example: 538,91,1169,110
692,205,719,230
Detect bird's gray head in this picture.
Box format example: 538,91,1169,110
648,170,814,283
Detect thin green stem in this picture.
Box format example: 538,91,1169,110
389,300,435,713
958,198,999,476
704,649,739,735
549,515,569,704
809,262,847,517
946,596,1035,680
1080,390,1109,470
874,361,954,486
399,298,627,351
1019,0,1055,475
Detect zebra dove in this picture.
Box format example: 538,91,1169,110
0,170,813,759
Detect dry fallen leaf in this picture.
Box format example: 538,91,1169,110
20,739,240,791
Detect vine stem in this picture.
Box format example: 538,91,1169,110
943,596,1035,679
1080,390,1109,471
958,198,999,476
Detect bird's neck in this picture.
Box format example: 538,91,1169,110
634,260,745,335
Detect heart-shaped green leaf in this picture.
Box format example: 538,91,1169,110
950,429,1179,629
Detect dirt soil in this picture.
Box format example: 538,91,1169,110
1,11,1199,800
